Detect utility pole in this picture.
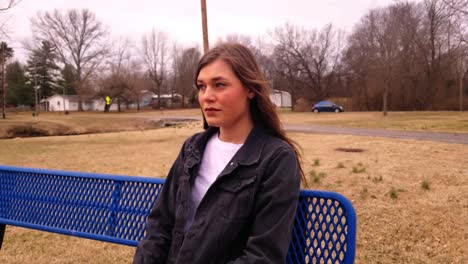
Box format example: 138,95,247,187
201,0,209,54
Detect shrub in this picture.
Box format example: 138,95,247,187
336,162,345,169
352,163,366,173
372,175,383,183
309,170,326,184
421,180,430,190
360,187,368,199
313,158,320,166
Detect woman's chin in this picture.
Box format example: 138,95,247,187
206,122,220,128
205,119,221,128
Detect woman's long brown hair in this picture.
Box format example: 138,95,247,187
194,42,305,182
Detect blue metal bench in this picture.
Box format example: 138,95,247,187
0,165,356,263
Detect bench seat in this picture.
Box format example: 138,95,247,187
0,165,356,264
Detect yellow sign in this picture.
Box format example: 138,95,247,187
105,96,111,105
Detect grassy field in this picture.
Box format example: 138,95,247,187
0,110,467,263
279,110,468,133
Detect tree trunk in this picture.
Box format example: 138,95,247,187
460,58,465,112
383,81,388,116
1,58,5,119
137,95,141,111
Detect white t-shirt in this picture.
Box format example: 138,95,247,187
185,133,243,231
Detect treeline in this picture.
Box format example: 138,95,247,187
2,0,468,113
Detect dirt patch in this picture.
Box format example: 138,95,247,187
4,122,77,139
143,118,198,128
0,115,200,139
335,147,365,153
7,125,49,137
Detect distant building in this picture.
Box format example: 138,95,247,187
43,95,118,112
149,93,184,108
269,90,291,108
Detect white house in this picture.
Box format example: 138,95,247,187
43,95,118,112
269,90,292,108
149,93,184,108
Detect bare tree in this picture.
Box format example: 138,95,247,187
98,38,135,112
272,23,344,107
0,0,21,11
442,0,468,110
369,7,401,115
410,0,457,108
31,9,109,111
0,1,22,40
344,2,422,112
176,46,201,108
125,65,147,111
0,41,13,119
216,33,254,47
442,0,468,14
141,28,168,109
342,0,466,111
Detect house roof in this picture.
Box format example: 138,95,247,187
45,94,77,100
151,93,182,99
45,94,93,102
271,89,290,95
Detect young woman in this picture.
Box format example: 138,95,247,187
134,43,304,264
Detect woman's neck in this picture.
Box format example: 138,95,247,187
218,118,254,144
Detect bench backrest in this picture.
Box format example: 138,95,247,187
0,165,356,264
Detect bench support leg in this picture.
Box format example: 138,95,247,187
0,224,5,250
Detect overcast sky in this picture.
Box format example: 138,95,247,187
3,0,396,61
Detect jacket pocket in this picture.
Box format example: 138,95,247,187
218,176,256,192
217,175,256,220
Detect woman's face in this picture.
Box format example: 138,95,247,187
197,59,254,130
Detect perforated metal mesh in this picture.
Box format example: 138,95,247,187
0,168,163,245
287,192,355,264
0,166,356,263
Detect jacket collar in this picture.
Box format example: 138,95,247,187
188,124,268,167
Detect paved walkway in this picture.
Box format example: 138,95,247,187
284,124,468,145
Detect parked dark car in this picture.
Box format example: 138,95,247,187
311,100,344,113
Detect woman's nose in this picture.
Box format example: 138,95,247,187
202,86,216,101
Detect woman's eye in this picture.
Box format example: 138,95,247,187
196,84,206,90
215,82,225,88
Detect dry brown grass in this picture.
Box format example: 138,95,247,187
280,110,468,133
0,112,467,263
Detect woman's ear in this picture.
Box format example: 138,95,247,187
247,90,255,99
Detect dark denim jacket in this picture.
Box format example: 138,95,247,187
134,125,301,264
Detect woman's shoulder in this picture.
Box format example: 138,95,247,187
262,135,295,155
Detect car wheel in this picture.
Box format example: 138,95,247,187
313,109,319,113
334,109,340,113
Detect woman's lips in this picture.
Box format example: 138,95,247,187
204,107,220,116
